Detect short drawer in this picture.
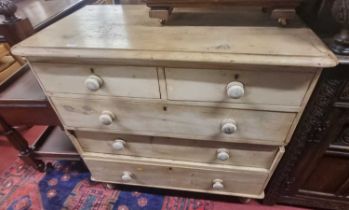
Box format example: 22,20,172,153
52,97,295,145
74,131,280,169
165,67,315,106
31,63,160,98
84,154,268,198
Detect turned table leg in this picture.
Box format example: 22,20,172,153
0,116,45,172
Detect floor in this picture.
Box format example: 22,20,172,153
0,126,310,210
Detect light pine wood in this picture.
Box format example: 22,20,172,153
83,153,269,198
149,8,172,22
165,67,316,106
260,146,285,191
74,130,279,169
12,6,337,68
46,92,302,112
10,5,338,198
51,97,296,145
65,129,85,155
31,63,160,99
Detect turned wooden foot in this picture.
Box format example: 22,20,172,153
271,9,296,27
45,162,54,172
238,197,252,203
149,7,173,24
106,183,116,190
19,149,46,172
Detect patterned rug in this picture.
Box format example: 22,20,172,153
0,160,307,210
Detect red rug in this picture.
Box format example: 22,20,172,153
0,159,309,210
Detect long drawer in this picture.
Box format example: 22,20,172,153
165,67,315,106
74,130,280,169
84,154,269,198
31,63,160,99
52,97,296,145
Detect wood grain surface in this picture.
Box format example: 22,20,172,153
74,130,280,169
51,96,296,145
12,6,337,68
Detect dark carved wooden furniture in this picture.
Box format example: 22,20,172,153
330,0,349,55
263,62,349,210
298,0,349,55
263,1,349,209
145,0,301,25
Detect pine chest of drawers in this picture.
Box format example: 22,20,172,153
12,5,337,199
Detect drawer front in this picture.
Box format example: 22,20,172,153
84,155,268,198
31,63,160,98
52,97,295,145
75,131,279,169
165,68,315,106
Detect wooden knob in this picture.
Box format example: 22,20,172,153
112,139,126,151
217,148,230,161
121,171,133,182
212,179,224,190
99,111,115,126
85,75,103,91
221,119,237,134
226,81,244,99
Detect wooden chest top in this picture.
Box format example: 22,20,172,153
12,5,337,68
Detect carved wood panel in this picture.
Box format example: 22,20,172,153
332,124,349,147
263,66,349,210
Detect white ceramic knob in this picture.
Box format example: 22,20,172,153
85,75,103,91
112,139,126,151
217,148,230,161
226,81,244,99
121,171,133,182
99,111,115,126
221,119,237,134
212,179,224,190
